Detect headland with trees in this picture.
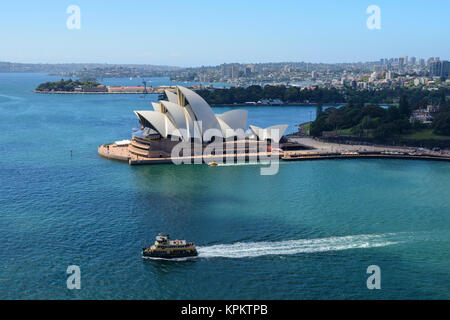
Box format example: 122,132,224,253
35,79,106,93
308,91,450,147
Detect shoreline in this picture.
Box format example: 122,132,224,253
98,140,450,166
282,152,450,162
33,90,349,106
34,90,157,94
32,91,395,107
210,103,346,107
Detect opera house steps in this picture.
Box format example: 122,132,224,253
128,145,150,157
132,135,155,146
130,139,150,150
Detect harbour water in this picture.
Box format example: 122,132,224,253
0,73,449,299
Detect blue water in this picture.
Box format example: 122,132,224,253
99,77,232,89
0,73,449,299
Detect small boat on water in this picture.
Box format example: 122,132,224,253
208,161,218,166
142,233,198,259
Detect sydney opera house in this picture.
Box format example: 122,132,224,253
127,86,288,159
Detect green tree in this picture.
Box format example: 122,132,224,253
373,123,396,140
310,115,329,136
386,106,402,121
284,87,300,102
362,105,386,118
399,95,410,116
433,112,450,136
360,116,381,130
263,85,286,100
316,104,323,118
439,90,447,107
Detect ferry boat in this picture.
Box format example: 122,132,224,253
142,233,198,259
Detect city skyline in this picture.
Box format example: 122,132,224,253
0,0,449,66
0,54,447,68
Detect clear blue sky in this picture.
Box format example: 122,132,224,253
0,0,449,66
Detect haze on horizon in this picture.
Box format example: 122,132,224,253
0,0,449,67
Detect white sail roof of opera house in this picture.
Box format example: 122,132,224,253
133,86,288,142
133,110,183,139
159,100,191,140
177,86,223,135
164,90,178,104
216,110,247,132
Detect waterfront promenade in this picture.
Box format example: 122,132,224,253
286,137,450,157
98,137,450,165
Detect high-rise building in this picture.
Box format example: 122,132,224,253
244,66,252,77
399,56,408,67
430,61,439,76
429,60,450,77
221,64,233,78
441,60,449,77
231,65,240,79
410,57,416,65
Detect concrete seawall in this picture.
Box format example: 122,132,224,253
98,142,450,166
98,143,277,165
282,153,450,162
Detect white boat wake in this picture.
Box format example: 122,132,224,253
197,233,404,259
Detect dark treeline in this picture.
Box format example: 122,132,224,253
196,85,449,106
310,91,450,140
196,85,344,104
